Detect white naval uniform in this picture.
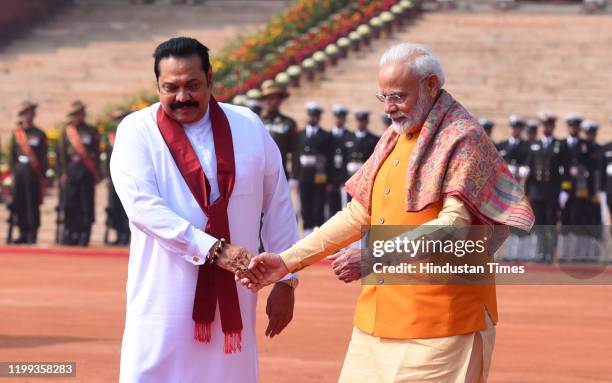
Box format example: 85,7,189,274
110,102,298,383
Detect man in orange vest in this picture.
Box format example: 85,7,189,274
240,43,535,382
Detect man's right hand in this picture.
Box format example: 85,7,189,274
237,252,289,292
216,244,264,283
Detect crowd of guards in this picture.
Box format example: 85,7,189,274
5,100,130,246
5,80,612,264
483,112,612,263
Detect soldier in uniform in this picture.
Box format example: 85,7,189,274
496,116,532,260
524,112,569,262
581,119,603,260
327,104,353,217
557,114,594,261
600,115,612,236
105,108,131,246
496,115,530,180
245,89,262,116
8,101,48,244
293,102,332,236
57,101,100,246
259,82,298,180
478,117,494,138
346,110,379,179
524,119,538,144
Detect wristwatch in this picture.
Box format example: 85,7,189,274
277,277,299,290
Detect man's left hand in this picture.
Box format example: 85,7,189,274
327,248,362,283
265,282,295,338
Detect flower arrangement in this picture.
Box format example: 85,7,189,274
95,0,418,150
1,0,421,181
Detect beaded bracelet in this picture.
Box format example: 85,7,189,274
206,238,226,265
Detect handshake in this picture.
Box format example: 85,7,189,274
212,243,289,292
218,243,364,292
235,252,290,292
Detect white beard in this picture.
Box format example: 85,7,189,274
390,88,432,134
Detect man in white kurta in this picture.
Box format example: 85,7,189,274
111,98,298,381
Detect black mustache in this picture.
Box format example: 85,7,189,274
171,101,199,110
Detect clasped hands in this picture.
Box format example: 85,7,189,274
211,243,288,290
223,247,364,292
215,244,294,337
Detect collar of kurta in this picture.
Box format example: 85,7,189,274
344,89,535,233
156,98,243,354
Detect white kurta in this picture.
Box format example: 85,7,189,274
110,102,298,383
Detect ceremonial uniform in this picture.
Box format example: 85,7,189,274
524,135,569,261
478,117,494,138
347,110,379,181
327,126,353,216
555,113,602,260
58,101,100,246
580,120,604,260
495,116,532,260
524,120,538,144
327,105,353,217
293,103,333,233
8,102,48,244
600,140,612,229
261,113,298,179
559,136,592,228
496,136,530,181
106,117,130,245
346,130,379,178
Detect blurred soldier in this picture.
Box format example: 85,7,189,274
524,119,538,143
8,101,48,244
558,113,593,261
259,82,298,180
106,108,131,246
496,115,530,180
524,112,569,262
293,102,332,236
245,89,262,116
478,117,494,137
346,110,379,178
58,101,100,246
600,115,612,233
245,99,261,117
327,104,353,217
581,120,603,260
496,116,532,260
380,111,392,129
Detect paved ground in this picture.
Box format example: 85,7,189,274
0,252,611,382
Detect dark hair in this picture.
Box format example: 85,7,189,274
153,37,211,80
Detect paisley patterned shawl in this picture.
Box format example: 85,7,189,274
344,90,535,232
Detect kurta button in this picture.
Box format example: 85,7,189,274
192,256,200,263
384,187,390,195
379,217,385,224
392,159,399,166
377,276,384,284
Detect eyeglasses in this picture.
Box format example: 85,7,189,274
375,92,409,105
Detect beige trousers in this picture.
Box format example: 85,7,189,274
338,312,496,383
